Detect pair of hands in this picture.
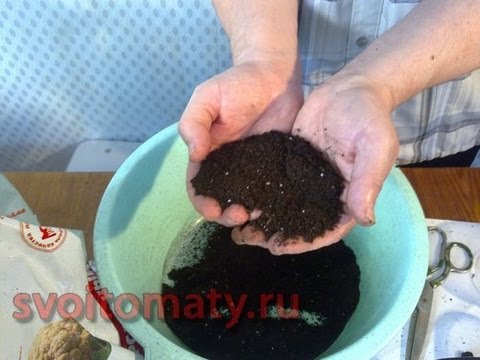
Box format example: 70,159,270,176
179,60,399,255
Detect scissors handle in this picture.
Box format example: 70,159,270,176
427,226,447,276
445,242,474,273
430,242,474,289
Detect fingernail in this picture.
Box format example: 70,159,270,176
365,207,376,225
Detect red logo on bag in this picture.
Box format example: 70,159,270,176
20,223,67,252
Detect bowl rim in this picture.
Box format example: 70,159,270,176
94,123,429,359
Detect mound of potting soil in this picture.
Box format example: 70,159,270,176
191,131,345,242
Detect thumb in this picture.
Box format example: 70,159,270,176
347,132,398,225
178,82,220,162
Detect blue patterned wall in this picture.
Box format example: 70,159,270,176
0,0,231,170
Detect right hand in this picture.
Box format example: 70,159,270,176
231,74,399,254
178,60,303,227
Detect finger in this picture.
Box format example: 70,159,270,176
231,215,355,255
178,82,220,162
186,162,222,220
348,127,399,225
269,215,356,255
231,225,267,247
216,204,250,227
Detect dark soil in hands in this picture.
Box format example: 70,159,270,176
163,223,360,360
191,131,346,243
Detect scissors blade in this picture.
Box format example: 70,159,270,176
406,281,434,360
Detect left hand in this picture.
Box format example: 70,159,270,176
232,75,399,255
179,60,303,227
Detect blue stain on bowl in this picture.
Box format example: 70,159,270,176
94,123,429,359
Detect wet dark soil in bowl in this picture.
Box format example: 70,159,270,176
191,131,346,243
162,223,360,360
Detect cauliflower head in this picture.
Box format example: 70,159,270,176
29,319,92,360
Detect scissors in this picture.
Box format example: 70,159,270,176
405,226,474,360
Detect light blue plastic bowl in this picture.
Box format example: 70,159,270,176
94,123,429,359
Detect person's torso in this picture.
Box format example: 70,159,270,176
298,0,480,163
